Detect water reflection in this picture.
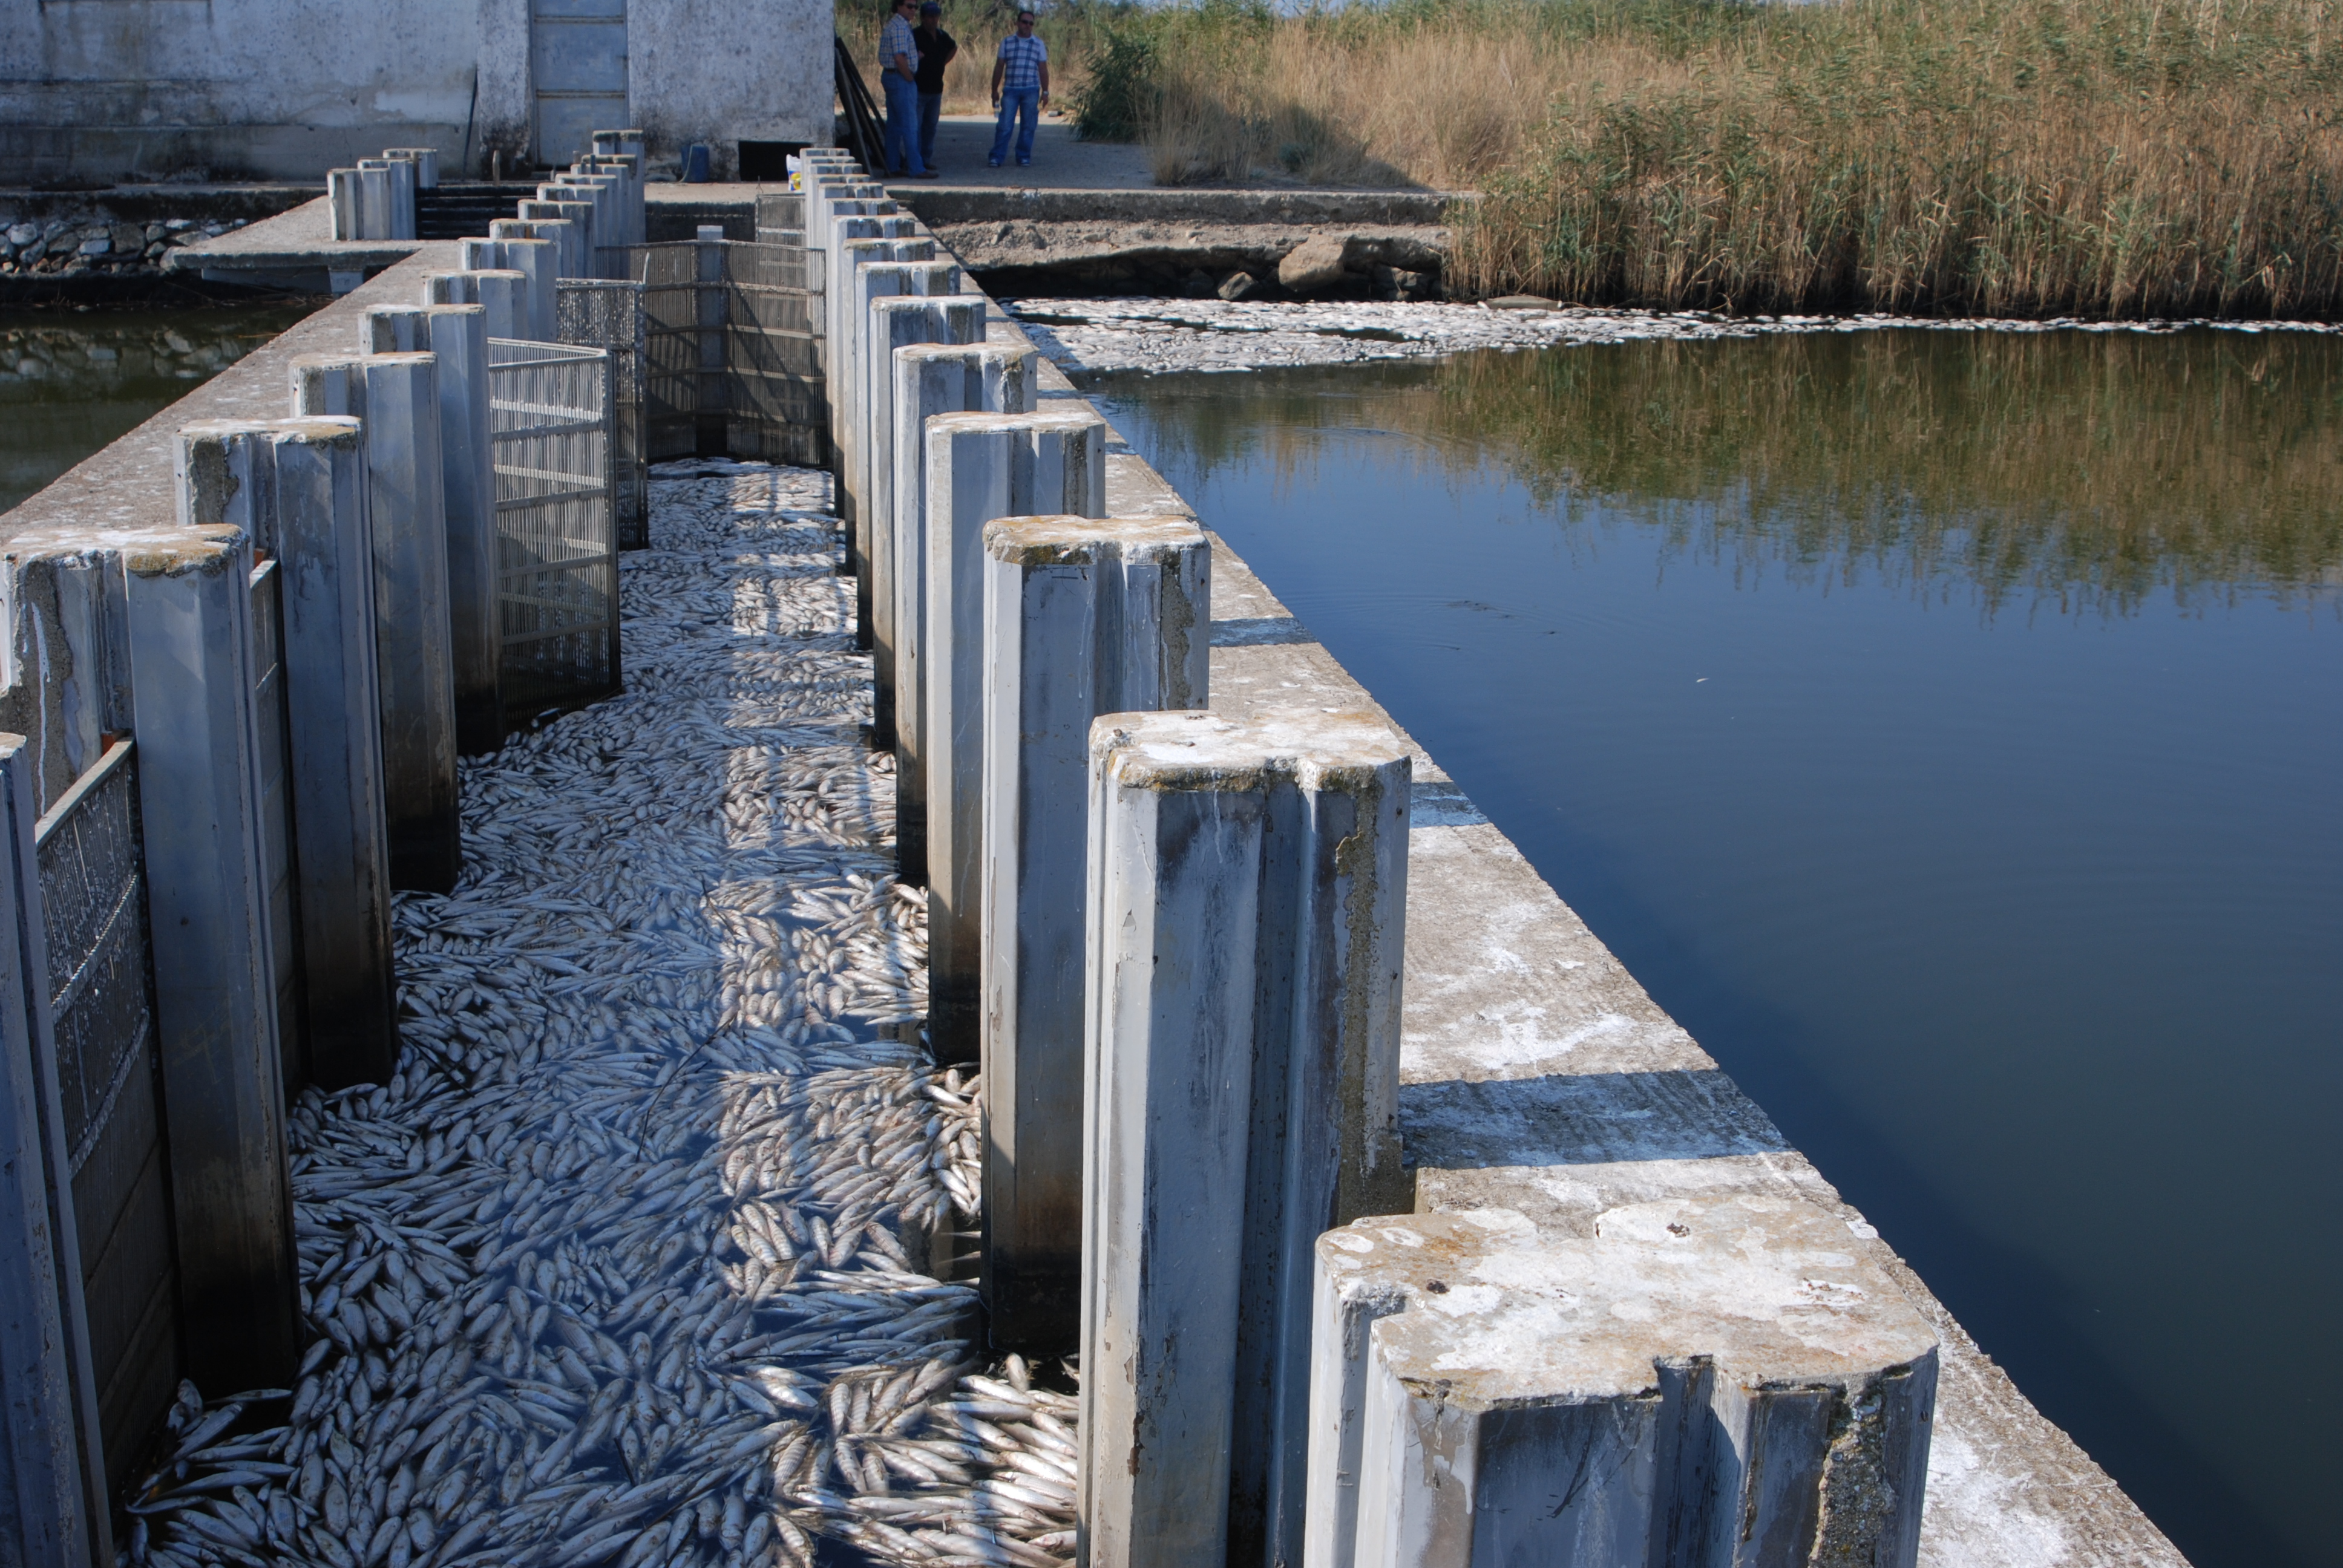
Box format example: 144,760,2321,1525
1104,328,2343,616
0,303,322,513
1094,327,2343,1568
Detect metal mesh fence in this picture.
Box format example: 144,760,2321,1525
606,241,827,468
488,339,621,724
556,281,650,549
34,739,175,1487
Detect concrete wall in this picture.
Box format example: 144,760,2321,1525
0,0,831,183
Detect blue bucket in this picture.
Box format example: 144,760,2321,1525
683,142,711,183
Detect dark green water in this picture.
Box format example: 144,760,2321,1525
0,302,323,514
1091,329,2342,1568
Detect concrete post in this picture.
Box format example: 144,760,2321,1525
357,158,416,241
494,217,587,286
863,296,985,747
841,255,908,640
460,237,558,342
352,163,395,241
695,226,727,454
361,304,502,756
423,268,529,342
879,215,921,241
889,342,1037,886
921,408,1107,1062
123,520,299,1394
980,517,1208,1352
518,201,597,278
328,168,359,241
290,352,462,893
1307,1202,1939,1568
179,420,401,1090
1078,708,1411,1568
536,185,600,267
0,739,111,1568
385,147,439,189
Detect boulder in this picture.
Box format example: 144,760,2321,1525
1217,270,1259,302
1276,234,1349,294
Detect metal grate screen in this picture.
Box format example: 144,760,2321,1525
555,280,650,549
488,338,621,724
611,240,826,468
34,739,176,1491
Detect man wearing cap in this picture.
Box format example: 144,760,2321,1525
879,0,934,178
914,2,958,174
988,8,1050,169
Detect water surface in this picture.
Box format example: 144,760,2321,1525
1091,329,2342,1568
1,302,323,514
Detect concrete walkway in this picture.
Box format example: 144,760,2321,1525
903,114,1154,188
122,460,1077,1568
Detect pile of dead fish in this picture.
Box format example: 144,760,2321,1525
122,460,1077,1568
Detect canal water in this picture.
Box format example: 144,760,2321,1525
0,301,323,514
1090,329,2341,1568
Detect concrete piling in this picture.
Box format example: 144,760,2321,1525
840,256,908,639
328,169,359,242
517,201,597,278
384,147,439,189
361,304,502,755
862,296,985,747
179,419,401,1091
920,408,1107,1062
1306,1201,1940,1568
493,217,586,288
459,238,559,342
1078,708,1411,1568
978,516,1209,1351
422,268,529,343
122,518,300,1394
290,352,462,893
888,342,1038,887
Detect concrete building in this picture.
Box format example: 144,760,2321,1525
0,0,833,183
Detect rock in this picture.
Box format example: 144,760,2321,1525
1179,269,1215,299
144,223,167,244
1276,234,1349,295
1217,271,1258,302
77,237,110,257
4,223,35,247
1485,293,1559,310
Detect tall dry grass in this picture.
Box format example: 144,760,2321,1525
1072,0,2343,315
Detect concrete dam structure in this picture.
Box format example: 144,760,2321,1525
0,142,2187,1568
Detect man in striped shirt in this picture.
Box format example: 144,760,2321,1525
879,0,932,177
987,8,1050,168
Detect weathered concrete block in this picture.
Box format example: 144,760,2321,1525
384,147,439,189
180,419,401,1091
289,351,462,893
1079,708,1411,1568
327,169,359,242
922,408,1106,1063
422,268,529,342
361,303,502,756
888,342,1037,887
518,200,597,278
978,515,1208,1351
122,515,299,1394
1306,1200,1939,1568
494,217,587,286
863,296,985,748
459,237,558,342
842,256,911,644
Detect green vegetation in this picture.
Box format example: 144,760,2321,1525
1060,0,2343,315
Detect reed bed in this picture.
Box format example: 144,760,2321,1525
1064,0,2343,316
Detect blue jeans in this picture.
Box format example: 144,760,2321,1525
883,73,925,175
989,87,1039,165
919,92,943,170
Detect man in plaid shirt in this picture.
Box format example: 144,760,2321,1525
878,0,933,177
987,8,1050,168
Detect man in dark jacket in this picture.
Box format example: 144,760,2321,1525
914,2,958,174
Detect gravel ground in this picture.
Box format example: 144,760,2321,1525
122,460,1076,1568
1006,296,2343,375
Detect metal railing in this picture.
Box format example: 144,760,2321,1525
488,339,621,724
555,281,650,549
